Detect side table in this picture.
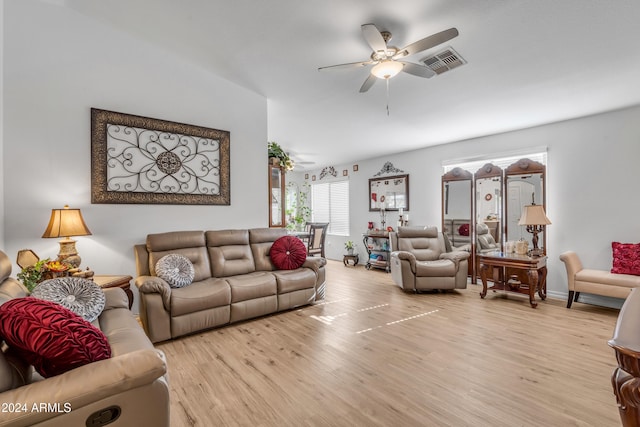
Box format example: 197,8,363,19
343,254,359,266
93,275,134,309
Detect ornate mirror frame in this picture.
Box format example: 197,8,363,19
441,167,473,276
504,158,547,254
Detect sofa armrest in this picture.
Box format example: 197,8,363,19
559,251,584,291
102,287,129,310
302,257,327,273
391,251,417,273
441,251,470,262
0,349,167,427
135,275,171,310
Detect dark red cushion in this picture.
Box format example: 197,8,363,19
270,236,307,270
611,242,640,276
0,298,111,378
458,223,470,236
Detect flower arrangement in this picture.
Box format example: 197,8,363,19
268,141,295,171
17,259,71,292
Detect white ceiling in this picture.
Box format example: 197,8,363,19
63,0,640,170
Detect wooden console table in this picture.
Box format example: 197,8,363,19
478,251,547,308
93,275,134,309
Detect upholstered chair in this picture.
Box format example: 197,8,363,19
476,222,500,254
306,222,328,258
389,226,470,292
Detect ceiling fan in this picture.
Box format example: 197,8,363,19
319,24,459,93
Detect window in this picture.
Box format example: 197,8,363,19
311,180,349,236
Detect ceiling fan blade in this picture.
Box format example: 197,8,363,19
318,60,373,71
399,62,436,78
359,74,377,93
393,27,459,59
361,23,387,53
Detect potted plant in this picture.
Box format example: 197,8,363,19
345,240,356,255
286,182,312,231
268,141,295,171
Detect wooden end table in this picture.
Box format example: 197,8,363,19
478,251,547,308
343,254,359,266
93,275,134,309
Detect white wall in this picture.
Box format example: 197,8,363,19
300,105,640,308
3,1,267,311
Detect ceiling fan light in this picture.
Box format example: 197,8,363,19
371,60,403,79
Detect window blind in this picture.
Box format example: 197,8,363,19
311,180,349,236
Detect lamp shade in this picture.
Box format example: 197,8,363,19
42,205,92,238
371,60,404,79
518,204,551,226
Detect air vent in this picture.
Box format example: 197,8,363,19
421,47,466,75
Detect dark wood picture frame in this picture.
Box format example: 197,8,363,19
369,174,409,211
91,108,230,205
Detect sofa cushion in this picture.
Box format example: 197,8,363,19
149,247,211,283
206,230,256,277
155,254,195,288
226,272,277,303
170,278,231,316
612,242,640,276
415,259,457,277
398,238,442,261
0,297,111,378
31,277,106,322
577,269,640,288
270,236,307,270
250,228,288,271
272,268,317,294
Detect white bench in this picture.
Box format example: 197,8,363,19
560,251,640,308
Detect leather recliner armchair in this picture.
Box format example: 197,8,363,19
389,226,470,292
476,222,500,254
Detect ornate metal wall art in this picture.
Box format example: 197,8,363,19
373,161,404,176
91,108,230,205
319,166,338,180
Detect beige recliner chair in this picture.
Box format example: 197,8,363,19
389,226,470,292
476,222,500,254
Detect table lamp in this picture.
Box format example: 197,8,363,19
42,205,92,267
518,204,551,257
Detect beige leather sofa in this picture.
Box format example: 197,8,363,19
389,226,470,292
134,228,326,343
0,250,169,427
560,251,640,308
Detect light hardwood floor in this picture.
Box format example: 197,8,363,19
158,260,622,426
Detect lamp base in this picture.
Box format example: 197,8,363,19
529,248,545,257
57,238,81,268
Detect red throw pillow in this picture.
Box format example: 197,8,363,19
458,223,470,236
611,242,640,276
0,298,111,378
270,235,307,270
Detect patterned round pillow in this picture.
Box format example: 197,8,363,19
156,254,195,288
0,297,111,378
458,223,470,236
31,277,106,322
270,236,307,270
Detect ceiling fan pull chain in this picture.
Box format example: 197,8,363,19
386,78,390,116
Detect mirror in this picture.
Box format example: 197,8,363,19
505,158,546,254
474,163,503,254
442,167,473,259
269,164,285,227
369,174,409,211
